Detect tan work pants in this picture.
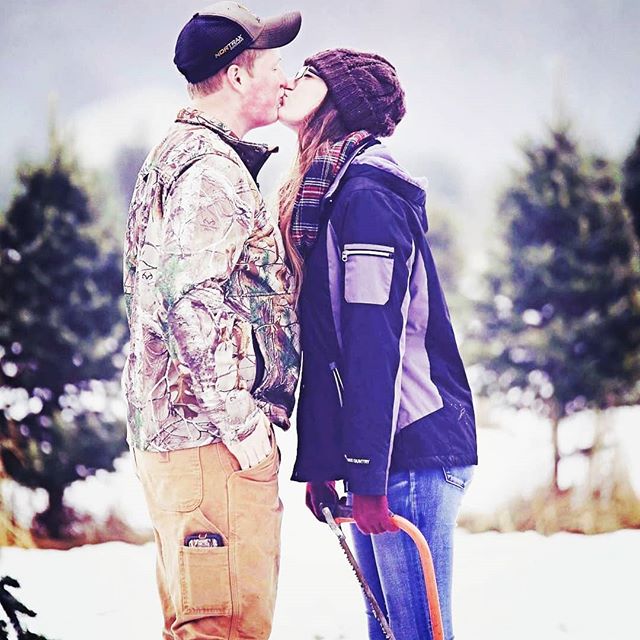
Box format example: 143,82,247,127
133,427,282,639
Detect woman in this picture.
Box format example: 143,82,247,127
278,49,478,640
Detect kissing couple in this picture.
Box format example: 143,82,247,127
123,2,478,638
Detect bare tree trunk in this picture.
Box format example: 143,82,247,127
551,410,561,494
588,410,618,502
589,411,605,492
37,485,65,539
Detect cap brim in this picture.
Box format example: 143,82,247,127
251,11,302,49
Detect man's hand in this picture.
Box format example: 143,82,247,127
226,415,272,470
352,494,399,535
305,481,339,522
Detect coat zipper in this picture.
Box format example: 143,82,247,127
250,329,265,393
329,361,344,408
341,247,394,261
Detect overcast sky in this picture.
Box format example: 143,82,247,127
2,0,639,239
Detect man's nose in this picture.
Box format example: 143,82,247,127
281,73,295,90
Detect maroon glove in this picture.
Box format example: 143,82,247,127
352,494,399,535
305,481,339,522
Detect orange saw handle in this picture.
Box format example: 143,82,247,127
335,514,444,640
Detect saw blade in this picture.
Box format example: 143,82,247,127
322,507,396,640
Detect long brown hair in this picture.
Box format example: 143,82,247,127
278,96,349,300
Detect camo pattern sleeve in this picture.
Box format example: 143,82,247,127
158,155,264,445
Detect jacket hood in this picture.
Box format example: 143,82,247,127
325,143,428,231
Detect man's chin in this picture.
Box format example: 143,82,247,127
252,110,280,130
249,107,292,131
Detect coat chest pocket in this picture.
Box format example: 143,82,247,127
342,243,395,305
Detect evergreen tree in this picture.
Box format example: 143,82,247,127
0,140,128,539
428,208,463,298
622,131,640,242
427,207,470,336
113,144,148,211
473,128,640,491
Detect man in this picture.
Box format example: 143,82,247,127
122,3,301,638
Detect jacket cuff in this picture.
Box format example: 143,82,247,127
345,464,388,496
255,399,291,430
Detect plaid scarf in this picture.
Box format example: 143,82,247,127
291,130,374,257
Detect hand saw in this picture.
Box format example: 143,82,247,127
322,505,396,639
322,502,445,640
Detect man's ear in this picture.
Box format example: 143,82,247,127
225,64,246,94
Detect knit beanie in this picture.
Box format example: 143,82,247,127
304,48,406,137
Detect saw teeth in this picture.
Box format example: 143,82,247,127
333,529,395,638
341,549,392,638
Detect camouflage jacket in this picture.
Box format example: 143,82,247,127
122,108,300,452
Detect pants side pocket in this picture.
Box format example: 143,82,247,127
179,545,232,616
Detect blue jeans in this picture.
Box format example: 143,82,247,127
348,465,474,640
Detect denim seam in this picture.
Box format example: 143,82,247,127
442,468,466,491
408,470,433,638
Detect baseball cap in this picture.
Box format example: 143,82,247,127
174,2,302,84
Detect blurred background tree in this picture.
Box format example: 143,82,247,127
0,126,128,540
111,144,148,231
0,458,33,548
471,127,640,494
623,131,640,242
426,207,466,316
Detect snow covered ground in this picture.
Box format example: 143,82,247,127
1,406,639,639
2,523,638,639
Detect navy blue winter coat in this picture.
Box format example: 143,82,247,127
291,143,478,495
